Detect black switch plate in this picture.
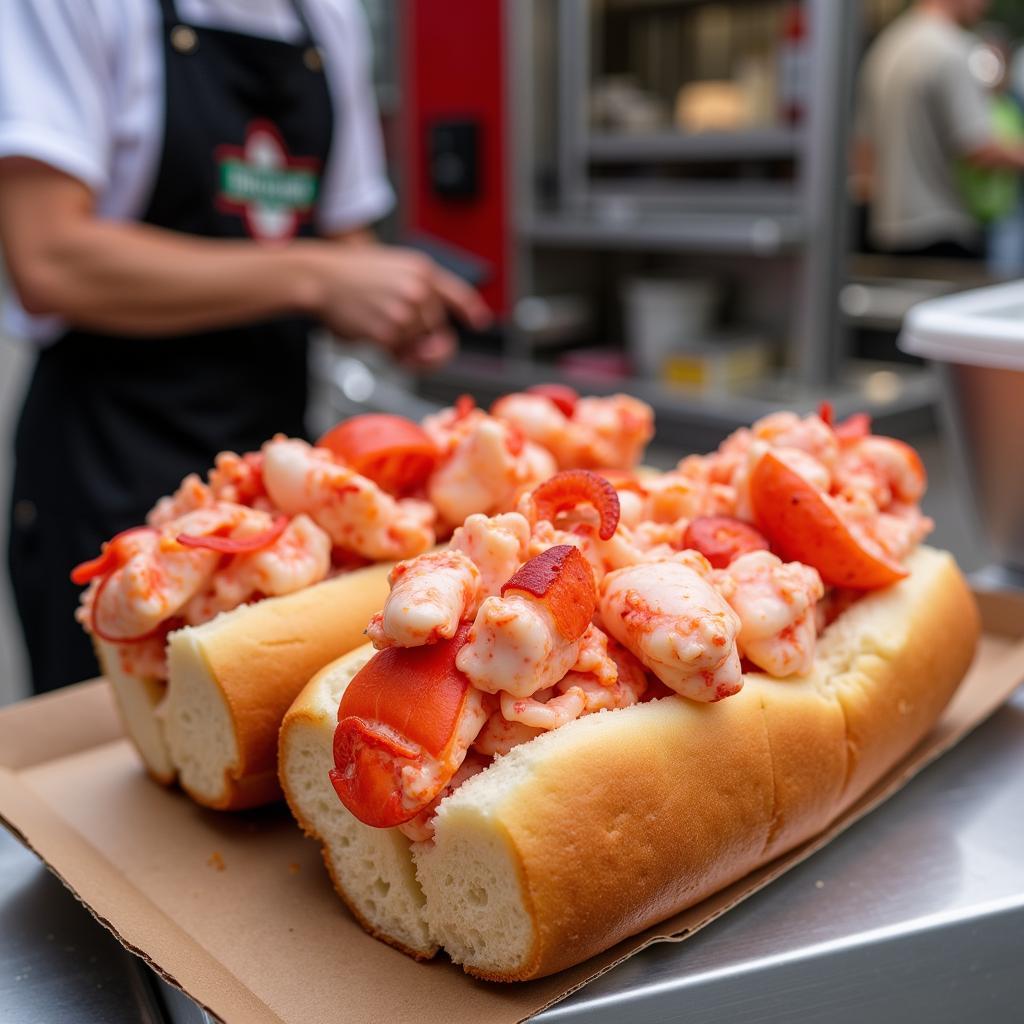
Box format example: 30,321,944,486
428,118,479,200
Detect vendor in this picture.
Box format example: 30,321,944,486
854,0,1024,259
0,0,490,694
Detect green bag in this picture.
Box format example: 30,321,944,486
958,94,1024,224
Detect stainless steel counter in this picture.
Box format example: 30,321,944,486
3,685,1022,1024
0,827,166,1024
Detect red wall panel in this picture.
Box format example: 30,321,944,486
403,0,508,315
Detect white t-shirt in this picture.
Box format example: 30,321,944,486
857,11,992,250
0,0,395,344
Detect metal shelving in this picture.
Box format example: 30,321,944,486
522,210,804,254
413,1,923,444
498,0,859,394
587,127,802,162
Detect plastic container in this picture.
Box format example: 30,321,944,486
622,277,720,377
662,333,770,394
900,279,1024,569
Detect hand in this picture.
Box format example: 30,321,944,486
298,242,492,367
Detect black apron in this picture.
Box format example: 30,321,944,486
9,0,334,693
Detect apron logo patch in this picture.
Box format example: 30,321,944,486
215,120,321,242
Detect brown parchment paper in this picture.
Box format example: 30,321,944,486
2,587,1023,1024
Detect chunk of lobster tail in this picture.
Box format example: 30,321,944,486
455,545,599,698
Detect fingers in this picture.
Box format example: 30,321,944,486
431,266,493,330
388,264,448,344
343,248,490,362
416,289,447,337
398,327,458,370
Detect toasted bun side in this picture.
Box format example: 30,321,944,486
279,646,438,958
416,685,774,980
815,548,980,812
415,546,979,980
95,639,176,785
743,672,847,861
164,563,393,810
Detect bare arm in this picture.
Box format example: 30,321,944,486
0,158,324,335
0,159,490,361
963,140,1024,172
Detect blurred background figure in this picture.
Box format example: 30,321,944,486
958,26,1024,276
0,0,489,694
854,0,1024,260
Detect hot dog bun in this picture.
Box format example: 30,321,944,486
279,647,439,958
99,563,391,810
279,546,979,978
162,562,392,810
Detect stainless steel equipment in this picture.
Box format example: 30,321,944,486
901,280,1024,571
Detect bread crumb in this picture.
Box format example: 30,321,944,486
814,880,825,889
207,851,226,872
288,862,301,875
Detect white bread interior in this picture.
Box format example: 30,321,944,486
279,648,438,958
95,639,176,785
283,546,979,980
164,631,240,806
157,562,392,810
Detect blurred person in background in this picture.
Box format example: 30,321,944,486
0,0,490,694
854,0,1024,260
958,28,1024,276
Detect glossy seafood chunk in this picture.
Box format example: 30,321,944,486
262,437,434,560
598,560,743,701
366,549,480,649
713,549,823,677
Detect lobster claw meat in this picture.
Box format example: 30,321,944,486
501,544,596,642
330,623,478,828
528,470,621,540
331,718,423,829
455,545,598,698
749,450,907,589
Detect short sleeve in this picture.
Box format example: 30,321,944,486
932,46,994,156
0,0,113,192
310,0,395,234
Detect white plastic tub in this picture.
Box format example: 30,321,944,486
622,277,719,377
900,280,1024,569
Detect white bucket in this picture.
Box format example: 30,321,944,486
622,277,719,377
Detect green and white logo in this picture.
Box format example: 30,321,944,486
215,120,320,241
